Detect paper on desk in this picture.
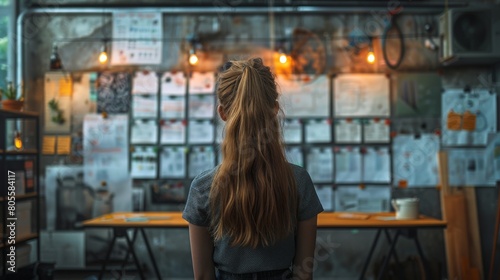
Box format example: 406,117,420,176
160,146,186,178
160,120,186,144
189,72,215,94
441,89,497,146
131,119,158,144
315,185,333,211
335,186,391,212
161,96,185,119
189,146,215,178
131,146,157,178
277,75,330,118
305,119,332,143
306,147,334,183
335,147,362,183
364,118,390,143
283,119,302,144
188,120,214,144
132,71,159,94
363,147,391,183
189,94,215,119
335,119,362,143
334,74,390,117
286,146,303,167
392,134,440,187
132,95,158,118
161,71,186,95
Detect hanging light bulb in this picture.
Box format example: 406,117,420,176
367,49,375,64
279,49,287,64
50,43,63,70
99,43,108,64
14,131,23,150
189,48,198,65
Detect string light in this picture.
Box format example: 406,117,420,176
279,49,287,64
367,50,375,64
189,49,198,65
99,43,108,64
14,131,23,150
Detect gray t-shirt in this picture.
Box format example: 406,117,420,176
182,163,324,274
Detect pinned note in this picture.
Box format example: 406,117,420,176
462,110,476,131
447,110,462,130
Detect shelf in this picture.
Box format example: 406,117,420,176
0,193,38,202
1,149,38,156
0,109,38,118
0,233,38,249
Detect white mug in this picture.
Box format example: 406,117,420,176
391,198,419,220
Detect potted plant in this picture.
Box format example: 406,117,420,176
0,82,23,111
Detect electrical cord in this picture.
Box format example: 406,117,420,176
382,15,405,70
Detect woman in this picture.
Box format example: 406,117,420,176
183,58,323,280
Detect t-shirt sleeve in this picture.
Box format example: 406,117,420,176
297,168,324,221
182,176,211,227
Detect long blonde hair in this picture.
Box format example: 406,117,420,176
210,58,298,248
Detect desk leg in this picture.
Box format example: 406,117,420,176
376,230,401,280
120,229,139,273
140,228,162,280
359,229,382,280
99,232,117,280
412,230,431,280
383,229,404,280
123,229,146,280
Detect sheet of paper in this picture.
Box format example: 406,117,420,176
283,119,302,144
189,95,215,119
161,72,186,95
188,120,214,144
132,71,159,94
334,74,390,117
130,146,157,178
130,119,158,144
305,119,332,143
315,185,333,211
306,147,334,183
335,186,391,212
363,147,391,183
161,96,185,119
447,148,495,187
132,95,158,118
189,72,215,94
276,75,329,117
286,146,303,167
335,147,362,183
160,120,186,144
42,136,56,155
335,119,362,143
364,118,390,143
41,231,85,268
111,12,162,65
97,72,131,114
58,78,72,96
56,136,72,155
189,146,215,178
392,134,440,187
44,72,72,133
394,72,442,117
160,146,186,178
442,89,497,146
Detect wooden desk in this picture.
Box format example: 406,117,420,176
83,212,446,280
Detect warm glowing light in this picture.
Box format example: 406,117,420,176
279,53,287,64
189,53,199,65
99,51,108,64
14,132,23,150
367,51,375,64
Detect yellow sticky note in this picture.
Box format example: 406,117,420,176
447,111,462,131
42,136,56,155
58,78,72,96
462,110,477,131
56,136,71,155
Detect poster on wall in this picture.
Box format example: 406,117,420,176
441,88,497,146
334,74,390,117
111,12,162,65
393,72,442,117
44,72,72,133
276,75,329,118
334,186,391,212
97,72,131,114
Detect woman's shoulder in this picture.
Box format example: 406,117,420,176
190,166,219,191
288,163,310,180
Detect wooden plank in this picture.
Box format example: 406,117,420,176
464,187,484,280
